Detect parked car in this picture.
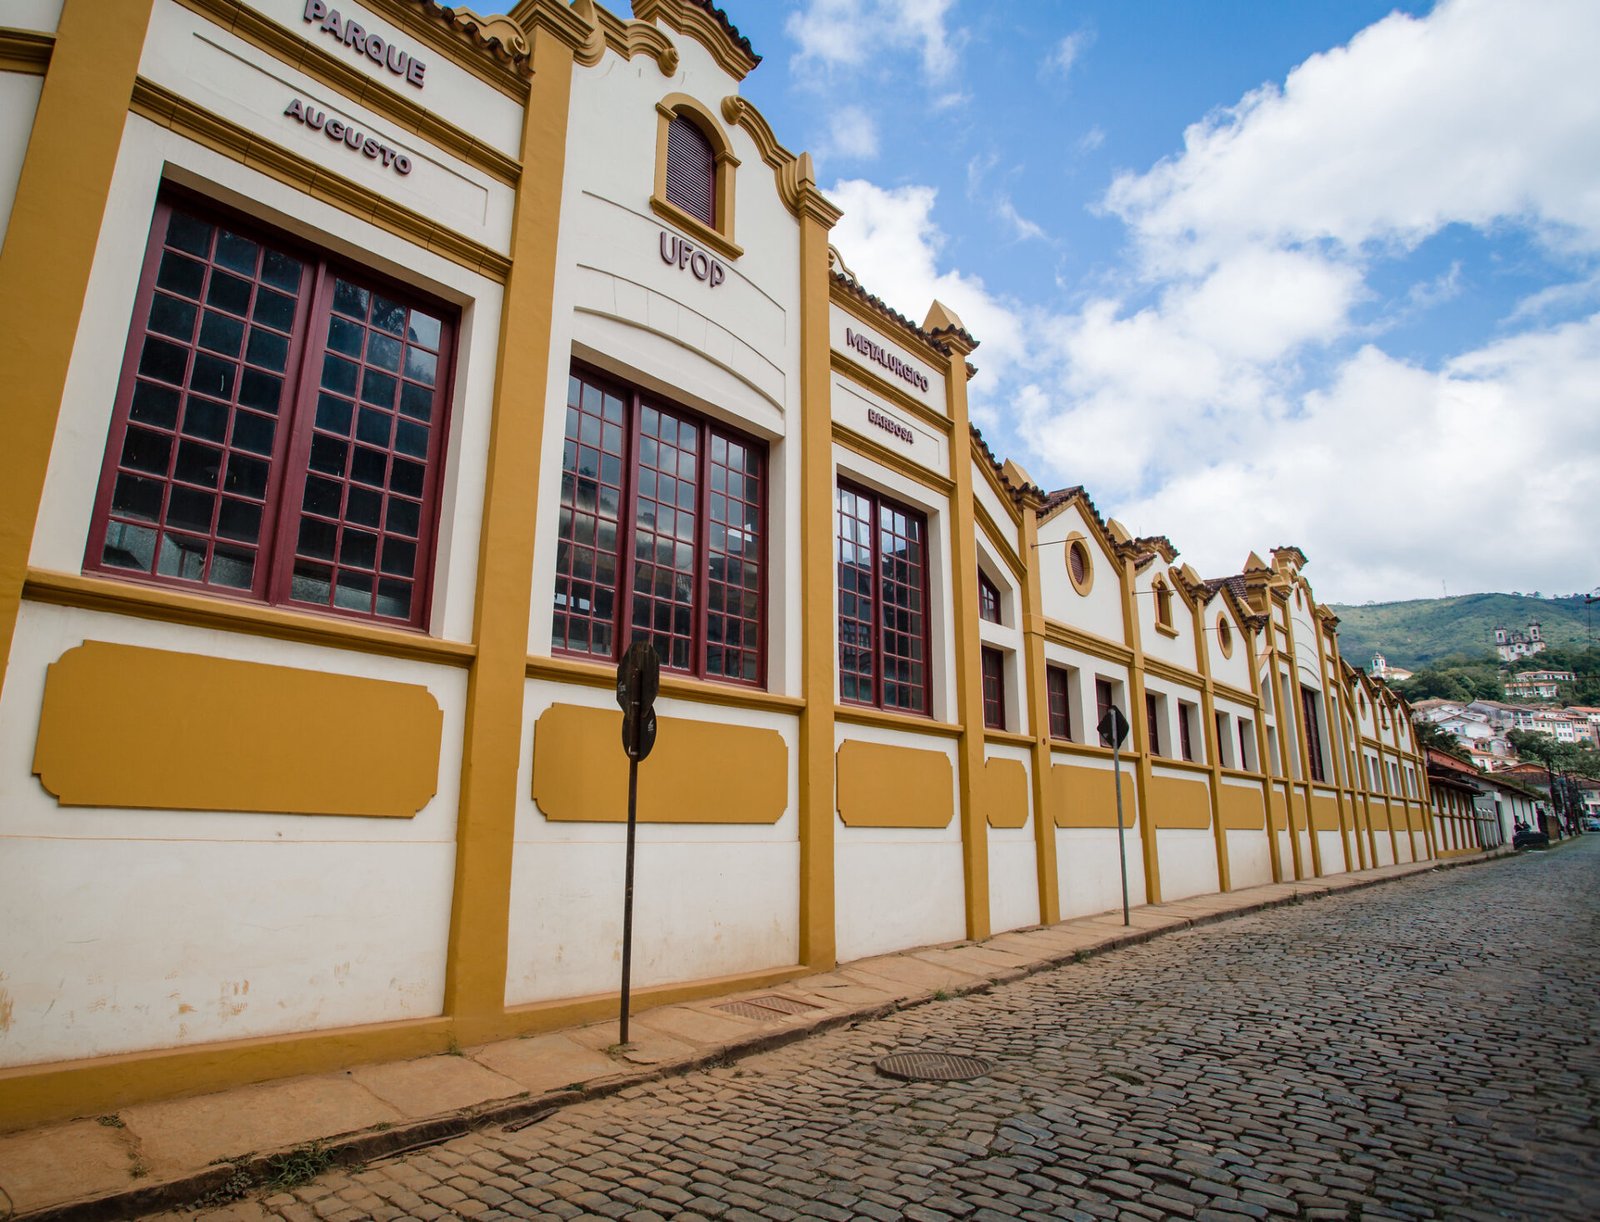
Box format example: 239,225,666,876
1583,815,1600,832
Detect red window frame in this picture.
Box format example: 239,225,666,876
1047,665,1072,741
665,114,716,226
1179,702,1195,761
837,482,931,715
977,570,1001,624
1146,692,1162,757
1095,677,1115,743
85,191,455,629
981,647,1005,731
1301,685,1327,782
550,362,767,686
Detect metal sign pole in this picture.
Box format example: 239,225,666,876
614,642,659,1048
1113,737,1130,927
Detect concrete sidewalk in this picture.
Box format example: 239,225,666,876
0,851,1512,1220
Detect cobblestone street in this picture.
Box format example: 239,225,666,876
169,843,1600,1221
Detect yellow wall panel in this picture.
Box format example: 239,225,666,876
1267,785,1288,831
532,703,787,823
1218,785,1266,831
1149,774,1212,829
835,740,953,828
1049,762,1137,829
1311,793,1341,831
981,757,1029,829
33,641,441,816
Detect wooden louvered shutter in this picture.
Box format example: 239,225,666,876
665,115,715,226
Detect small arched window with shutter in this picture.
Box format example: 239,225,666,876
665,114,715,227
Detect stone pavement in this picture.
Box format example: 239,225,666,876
0,846,1560,1220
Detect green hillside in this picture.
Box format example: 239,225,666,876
1327,593,1598,670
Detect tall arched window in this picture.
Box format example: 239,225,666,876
665,115,715,226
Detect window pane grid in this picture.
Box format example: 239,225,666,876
286,279,444,622
978,571,1000,623
1048,668,1071,740
629,404,699,672
100,209,304,594
552,373,626,657
836,487,876,706
877,500,928,714
981,648,1004,731
705,431,762,682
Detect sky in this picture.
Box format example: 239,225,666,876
492,0,1600,605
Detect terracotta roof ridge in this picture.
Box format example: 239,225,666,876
830,269,952,356
680,0,760,64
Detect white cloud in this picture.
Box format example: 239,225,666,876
996,196,1046,243
787,0,963,83
822,106,880,162
1043,30,1092,79
1077,126,1106,153
822,0,1600,602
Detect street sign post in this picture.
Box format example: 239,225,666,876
615,641,660,1045
1097,705,1132,927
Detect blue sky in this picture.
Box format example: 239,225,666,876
493,0,1600,604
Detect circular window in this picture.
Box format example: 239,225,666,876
1217,615,1233,657
1066,536,1093,594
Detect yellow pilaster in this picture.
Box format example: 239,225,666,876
442,28,574,1043
1190,598,1231,892
1019,500,1060,924
1262,613,1307,881
1312,622,1356,872
1278,595,1326,878
944,348,991,941
1245,622,1283,884
1119,556,1161,904
795,173,842,969
0,0,155,703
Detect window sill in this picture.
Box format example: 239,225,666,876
984,729,1036,748
1046,740,1142,763
529,653,804,715
835,703,962,738
24,569,475,667
1153,621,1181,639
649,195,743,261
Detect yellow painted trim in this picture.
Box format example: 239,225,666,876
501,963,808,1036
651,94,742,259
1043,619,1133,666
24,568,476,667
128,78,513,283
980,756,1030,829
720,96,839,222
973,499,1027,589
1119,551,1161,903
1050,740,1143,764
0,0,158,710
1278,609,1325,878
1189,595,1231,890
1216,783,1267,831
971,442,1023,528
1143,655,1205,690
835,704,963,738
829,285,953,372
35,641,442,815
1216,612,1235,659
1063,533,1096,597
983,729,1036,749
173,0,522,186
632,0,759,80
1213,679,1258,706
1148,773,1212,830
828,349,953,434
797,184,838,969
442,26,574,1046
0,1016,450,1135
389,0,535,99
528,653,806,714
942,348,991,940
831,423,957,497
532,703,786,824
836,740,954,828
572,0,678,74
1019,503,1059,921
0,27,52,73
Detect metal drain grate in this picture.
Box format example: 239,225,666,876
875,1051,995,1081
715,993,824,1020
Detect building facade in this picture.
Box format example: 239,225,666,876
0,0,1436,1131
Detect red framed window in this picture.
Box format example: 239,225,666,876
665,115,715,226
981,647,1005,731
1047,666,1071,741
551,364,765,684
1145,693,1162,756
1179,703,1195,761
1095,677,1115,742
837,483,929,714
977,570,1001,624
1301,685,1327,782
86,194,454,628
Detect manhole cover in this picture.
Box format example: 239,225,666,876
715,994,824,1020
875,1051,995,1081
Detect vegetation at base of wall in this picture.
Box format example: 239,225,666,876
263,1142,336,1191
1329,592,1598,669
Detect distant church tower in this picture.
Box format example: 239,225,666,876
1494,620,1546,663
